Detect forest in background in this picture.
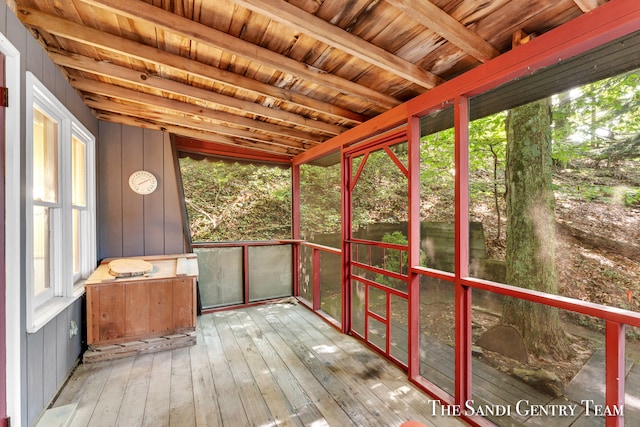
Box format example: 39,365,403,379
179,68,640,316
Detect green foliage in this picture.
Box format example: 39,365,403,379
179,157,291,242
351,144,408,230
300,161,341,238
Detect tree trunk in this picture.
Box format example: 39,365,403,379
502,98,571,358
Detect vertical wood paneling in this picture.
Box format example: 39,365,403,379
26,330,43,426
97,126,188,261
172,278,194,330
5,13,97,427
54,62,67,105
143,128,165,255
1,4,7,34
163,134,186,254
56,308,69,385
122,126,145,257
125,281,150,337
68,299,84,369
98,284,126,342
149,280,173,334
25,35,42,79
42,321,57,402
98,122,124,258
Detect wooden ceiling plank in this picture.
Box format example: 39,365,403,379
86,95,308,152
79,0,401,108
15,7,376,123
76,79,322,146
385,0,500,63
49,49,359,132
227,0,443,89
573,0,600,12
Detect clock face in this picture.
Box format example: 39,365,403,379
128,170,158,195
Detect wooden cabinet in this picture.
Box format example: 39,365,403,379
85,254,198,350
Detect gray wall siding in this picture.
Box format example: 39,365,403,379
4,5,188,425
25,300,84,427
97,122,187,261
3,5,97,426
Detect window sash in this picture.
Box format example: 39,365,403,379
26,72,96,331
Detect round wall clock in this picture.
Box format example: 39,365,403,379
128,170,158,195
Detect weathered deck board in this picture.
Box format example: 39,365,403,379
50,303,471,427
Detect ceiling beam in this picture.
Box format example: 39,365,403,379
72,77,324,144
226,0,444,89
79,84,318,151
87,95,308,153
14,7,396,124
49,49,358,134
385,0,500,63
79,0,402,108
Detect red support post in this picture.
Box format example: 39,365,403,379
605,321,626,427
454,95,472,405
292,164,301,297
407,115,421,379
341,151,352,334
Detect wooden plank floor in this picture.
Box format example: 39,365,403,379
51,303,469,427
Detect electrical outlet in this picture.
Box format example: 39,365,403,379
69,320,79,338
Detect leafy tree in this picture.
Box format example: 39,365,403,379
501,98,571,358
300,162,341,239
179,157,291,241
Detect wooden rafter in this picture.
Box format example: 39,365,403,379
49,49,358,133
385,0,500,63
226,0,444,89
81,89,316,152
73,77,324,144
88,97,307,154
78,0,401,108
14,7,392,121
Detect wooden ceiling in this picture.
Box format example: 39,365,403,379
9,0,606,160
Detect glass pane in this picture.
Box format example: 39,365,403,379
33,206,51,296
33,106,58,203
248,245,292,302
351,280,365,337
471,296,606,426
351,145,408,236
469,69,640,316
626,326,640,422
420,106,455,272
300,157,341,244
299,245,313,304
390,294,408,365
72,135,86,207
368,316,386,352
319,250,341,323
179,157,292,241
368,286,386,319
72,209,80,276
194,247,243,308
420,276,455,395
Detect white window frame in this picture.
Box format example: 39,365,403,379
26,72,96,333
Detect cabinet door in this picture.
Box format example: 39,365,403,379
149,279,173,334
173,277,195,330
125,281,150,337
96,283,125,342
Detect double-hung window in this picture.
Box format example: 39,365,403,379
26,72,96,332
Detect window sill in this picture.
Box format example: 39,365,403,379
28,288,85,334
